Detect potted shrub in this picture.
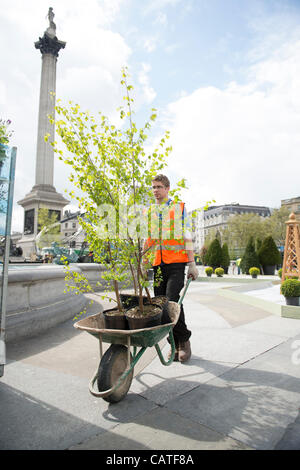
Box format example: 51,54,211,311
280,279,300,306
205,267,213,277
278,268,283,279
214,267,224,277
258,236,281,275
249,267,260,278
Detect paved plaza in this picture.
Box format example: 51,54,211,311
1,278,300,450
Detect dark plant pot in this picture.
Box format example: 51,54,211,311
206,273,212,277
251,274,257,279
148,296,171,324
216,274,223,277
223,267,228,274
125,305,162,330
103,307,128,330
263,265,275,275
120,293,148,310
147,268,154,281
285,297,300,306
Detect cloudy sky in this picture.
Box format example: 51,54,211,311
1,0,300,233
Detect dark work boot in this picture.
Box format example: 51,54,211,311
168,344,179,362
178,340,191,363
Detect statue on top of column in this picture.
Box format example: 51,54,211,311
46,7,56,37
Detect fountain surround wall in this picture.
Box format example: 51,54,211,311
1,263,109,342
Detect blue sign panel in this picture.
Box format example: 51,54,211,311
0,144,16,376
0,145,15,236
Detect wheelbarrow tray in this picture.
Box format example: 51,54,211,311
74,301,180,348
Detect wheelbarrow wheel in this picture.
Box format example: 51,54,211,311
97,344,134,403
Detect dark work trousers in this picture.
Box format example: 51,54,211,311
153,263,191,345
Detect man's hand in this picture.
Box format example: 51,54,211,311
187,261,199,280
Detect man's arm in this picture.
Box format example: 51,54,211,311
182,205,199,280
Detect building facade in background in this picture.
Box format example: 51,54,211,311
281,196,300,222
190,203,271,253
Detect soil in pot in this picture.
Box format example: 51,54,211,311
285,297,300,306
147,296,171,324
120,293,148,310
125,304,162,330
103,307,128,330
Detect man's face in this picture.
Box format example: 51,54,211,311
152,181,170,203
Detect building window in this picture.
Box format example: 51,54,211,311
65,223,68,228
72,222,76,228
24,209,35,235
65,233,68,237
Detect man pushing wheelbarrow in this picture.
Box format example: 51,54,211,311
143,174,199,363
75,174,198,403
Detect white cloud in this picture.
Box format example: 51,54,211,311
154,12,168,26
161,37,300,212
143,37,158,53
138,63,156,104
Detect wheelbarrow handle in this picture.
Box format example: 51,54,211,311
178,277,192,306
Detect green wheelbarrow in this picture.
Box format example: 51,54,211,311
74,278,192,404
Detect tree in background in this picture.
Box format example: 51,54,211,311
36,208,61,251
258,235,282,271
206,238,222,270
200,245,207,266
240,236,260,274
221,243,230,273
263,206,290,247
221,207,290,257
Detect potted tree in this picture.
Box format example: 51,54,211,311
50,68,183,329
280,279,300,306
221,243,230,274
240,236,260,275
258,236,281,275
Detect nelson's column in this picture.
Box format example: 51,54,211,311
18,8,69,258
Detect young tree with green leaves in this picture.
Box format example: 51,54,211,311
48,67,186,315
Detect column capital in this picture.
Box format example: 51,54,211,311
35,32,66,58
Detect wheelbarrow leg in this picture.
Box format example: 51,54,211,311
155,329,176,366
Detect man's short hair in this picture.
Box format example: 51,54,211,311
152,174,170,188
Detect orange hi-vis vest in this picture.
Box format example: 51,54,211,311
146,200,189,266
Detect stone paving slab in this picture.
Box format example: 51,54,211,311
70,406,251,451
164,336,300,450
130,348,237,405
0,360,156,450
